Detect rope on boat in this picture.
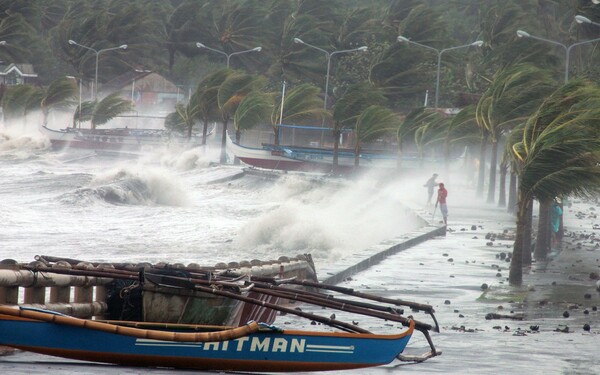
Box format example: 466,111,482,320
0,305,260,343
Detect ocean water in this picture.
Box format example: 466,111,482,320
0,123,423,271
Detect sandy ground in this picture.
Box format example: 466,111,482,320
1,180,599,374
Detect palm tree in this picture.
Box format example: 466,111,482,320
508,80,600,285
88,92,133,129
395,107,436,168
475,64,557,204
41,77,77,126
233,91,273,143
352,105,399,167
217,72,266,163
1,84,38,122
270,83,326,145
332,82,386,172
190,69,233,145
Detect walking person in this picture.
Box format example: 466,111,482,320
424,173,438,206
437,182,448,226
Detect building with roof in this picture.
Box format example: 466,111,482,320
0,63,38,85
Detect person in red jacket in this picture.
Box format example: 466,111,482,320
437,183,448,225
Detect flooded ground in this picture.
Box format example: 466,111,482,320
1,177,599,374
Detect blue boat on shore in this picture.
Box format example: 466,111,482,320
0,305,423,372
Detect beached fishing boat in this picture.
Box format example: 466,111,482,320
0,305,422,372
0,254,318,326
40,124,210,151
227,132,455,174
0,266,440,372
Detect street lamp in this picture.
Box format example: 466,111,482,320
397,36,483,109
68,40,128,100
293,38,368,110
196,42,262,68
575,15,600,27
516,30,600,83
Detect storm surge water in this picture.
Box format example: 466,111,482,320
0,124,423,273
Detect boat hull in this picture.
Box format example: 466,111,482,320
40,125,204,151
0,308,414,372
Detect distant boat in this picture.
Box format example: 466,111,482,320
227,134,451,174
40,124,213,151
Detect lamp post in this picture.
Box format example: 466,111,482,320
397,36,483,109
196,43,262,68
575,15,600,27
68,40,128,100
293,38,368,110
516,30,600,83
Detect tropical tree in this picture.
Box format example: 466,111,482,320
40,77,77,126
508,80,600,285
190,69,233,145
332,82,386,172
352,105,399,167
216,72,266,163
233,91,272,143
270,83,325,145
475,64,557,204
1,85,39,123
84,92,133,129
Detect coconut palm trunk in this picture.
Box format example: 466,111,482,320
486,139,498,203
534,200,552,260
509,195,528,285
220,117,229,164
498,161,507,207
476,135,487,198
508,170,517,214
522,198,533,266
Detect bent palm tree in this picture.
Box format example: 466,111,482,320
508,80,600,285
271,83,326,145
353,105,399,167
90,92,133,129
41,77,77,126
234,91,273,143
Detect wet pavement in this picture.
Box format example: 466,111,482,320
2,182,599,374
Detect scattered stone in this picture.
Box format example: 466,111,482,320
593,306,598,311
459,314,464,318
584,293,592,299
311,321,317,325
454,309,460,313
329,313,336,320
444,300,451,305
497,305,504,310
554,326,569,333
486,242,494,247
529,325,539,332
442,253,448,257
563,311,570,318
496,273,502,277
447,258,454,262
584,309,590,315
352,321,359,325
472,236,478,239
481,283,489,290
583,324,591,332
471,225,477,230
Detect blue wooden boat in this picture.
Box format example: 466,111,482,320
0,305,420,372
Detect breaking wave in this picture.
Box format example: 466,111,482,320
60,167,189,206
234,174,422,260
